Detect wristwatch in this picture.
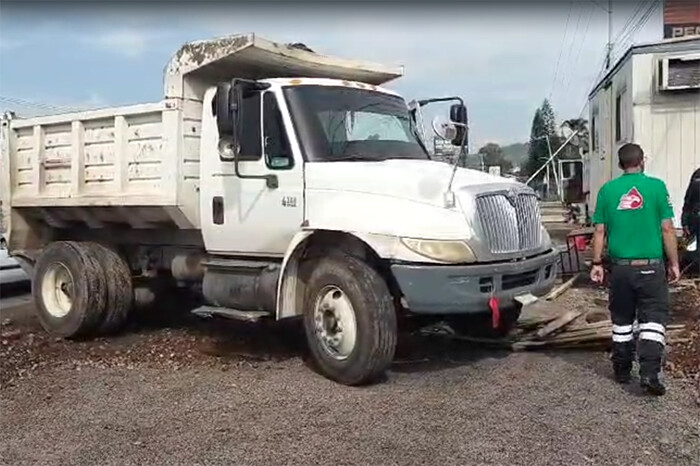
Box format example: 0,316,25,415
592,260,603,266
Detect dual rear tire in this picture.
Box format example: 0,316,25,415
33,241,132,339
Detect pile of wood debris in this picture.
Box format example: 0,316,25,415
421,274,689,351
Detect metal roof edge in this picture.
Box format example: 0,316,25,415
588,37,700,99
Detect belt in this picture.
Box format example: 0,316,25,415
611,258,663,266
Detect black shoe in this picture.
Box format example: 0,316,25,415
640,377,666,396
614,370,632,384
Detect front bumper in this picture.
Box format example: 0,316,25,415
391,248,559,314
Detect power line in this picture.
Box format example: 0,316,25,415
568,0,658,130
556,3,584,99
0,96,90,113
615,0,660,54
561,3,595,111
548,1,573,102
613,0,651,45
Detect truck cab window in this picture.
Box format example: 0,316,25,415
238,90,262,160
263,92,293,169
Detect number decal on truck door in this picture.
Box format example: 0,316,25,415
281,196,297,208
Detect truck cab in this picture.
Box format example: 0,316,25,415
1,34,558,385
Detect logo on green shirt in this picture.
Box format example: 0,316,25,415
617,187,645,210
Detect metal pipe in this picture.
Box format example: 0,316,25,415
526,130,579,186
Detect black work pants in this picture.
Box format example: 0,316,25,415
608,262,669,378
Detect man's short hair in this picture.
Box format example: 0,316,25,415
618,143,644,169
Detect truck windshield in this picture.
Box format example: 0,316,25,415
283,85,429,162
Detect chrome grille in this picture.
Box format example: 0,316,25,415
475,192,542,254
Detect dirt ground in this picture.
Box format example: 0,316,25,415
554,280,700,389
1,283,699,466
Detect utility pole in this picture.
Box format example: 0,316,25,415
605,0,613,69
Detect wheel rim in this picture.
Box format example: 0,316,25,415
313,285,357,360
41,263,74,318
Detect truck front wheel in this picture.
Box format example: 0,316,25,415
303,254,397,386
33,241,106,338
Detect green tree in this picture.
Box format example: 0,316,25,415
540,99,557,136
527,109,548,175
478,143,513,174
526,99,561,176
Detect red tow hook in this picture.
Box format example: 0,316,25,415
489,296,501,329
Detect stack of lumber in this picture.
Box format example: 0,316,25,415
422,274,688,351
510,303,687,351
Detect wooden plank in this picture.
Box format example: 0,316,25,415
556,320,612,334
516,299,562,328
544,273,581,301
535,308,586,339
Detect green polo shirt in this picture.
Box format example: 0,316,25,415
592,173,674,260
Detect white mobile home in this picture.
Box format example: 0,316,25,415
587,37,700,228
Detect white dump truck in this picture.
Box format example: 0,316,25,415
1,34,559,385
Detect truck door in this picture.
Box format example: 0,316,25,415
201,88,304,257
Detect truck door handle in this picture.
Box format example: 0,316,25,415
212,196,224,225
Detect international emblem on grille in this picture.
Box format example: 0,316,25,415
476,191,542,254
505,190,517,206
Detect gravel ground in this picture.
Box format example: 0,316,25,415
1,291,699,466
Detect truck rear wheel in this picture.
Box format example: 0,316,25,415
33,241,106,339
303,254,397,386
83,242,133,334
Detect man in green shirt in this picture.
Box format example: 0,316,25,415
591,143,680,396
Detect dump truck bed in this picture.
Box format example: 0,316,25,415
2,100,202,228
0,34,403,241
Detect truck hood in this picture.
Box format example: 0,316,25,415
305,159,521,207
304,159,550,262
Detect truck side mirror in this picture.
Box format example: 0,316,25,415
449,104,468,147
215,82,239,161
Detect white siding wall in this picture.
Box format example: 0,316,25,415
588,58,634,215
632,53,700,227
588,49,700,228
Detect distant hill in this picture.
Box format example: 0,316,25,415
501,142,529,167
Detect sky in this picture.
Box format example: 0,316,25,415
0,1,663,149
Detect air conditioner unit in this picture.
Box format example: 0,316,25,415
657,54,700,91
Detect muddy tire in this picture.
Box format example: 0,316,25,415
303,254,397,386
83,242,133,335
32,241,106,339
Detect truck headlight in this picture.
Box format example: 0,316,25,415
400,238,477,263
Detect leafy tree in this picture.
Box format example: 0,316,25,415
478,143,513,174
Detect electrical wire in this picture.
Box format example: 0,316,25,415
0,95,84,112
549,1,574,102
615,0,660,55
613,0,651,45
560,3,595,111
555,3,584,103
